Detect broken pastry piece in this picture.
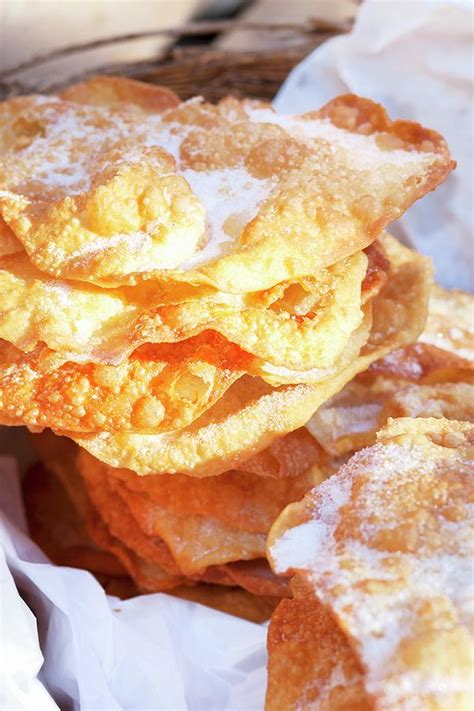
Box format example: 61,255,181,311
267,417,474,711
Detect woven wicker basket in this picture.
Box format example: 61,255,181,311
0,19,350,101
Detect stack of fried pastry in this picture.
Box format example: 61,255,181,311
0,77,457,611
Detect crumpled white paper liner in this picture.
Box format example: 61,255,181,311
0,457,267,710
275,0,473,291
0,459,58,710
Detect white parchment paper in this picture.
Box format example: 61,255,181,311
276,0,474,291
0,458,267,710
1,2,472,709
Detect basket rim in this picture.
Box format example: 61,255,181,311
0,18,351,81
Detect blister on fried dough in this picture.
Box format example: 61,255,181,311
59,75,180,113
0,332,246,433
70,374,359,477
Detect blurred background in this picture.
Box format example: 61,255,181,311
0,0,358,86
0,0,470,293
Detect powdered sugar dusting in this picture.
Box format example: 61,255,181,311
179,167,274,268
0,93,450,280
271,520,329,574
245,107,439,170
271,473,352,573
270,419,474,708
70,232,149,263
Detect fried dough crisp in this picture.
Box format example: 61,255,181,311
70,374,363,477
419,284,474,361
268,418,474,711
307,379,474,458
76,447,322,574
0,247,384,433
0,311,371,434
266,577,369,711
23,462,281,620
85,455,268,575
0,217,22,257
30,430,293,596
308,286,474,457
367,284,474,382
237,427,326,480
0,247,369,373
306,377,394,456
69,239,431,476
0,78,453,289
382,381,474,422
0,332,246,433
59,75,180,113
97,446,325,529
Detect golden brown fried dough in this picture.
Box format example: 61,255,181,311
69,239,431,476
0,86,452,288
0,249,368,374
367,284,474,382
77,447,320,574
268,418,474,711
0,332,246,433
307,379,474,458
382,381,474,422
266,577,369,711
59,76,180,113
308,285,474,457
99,453,323,532
0,217,22,257
31,431,293,596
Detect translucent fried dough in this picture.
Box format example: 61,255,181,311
69,240,431,476
0,83,453,289
0,248,368,373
